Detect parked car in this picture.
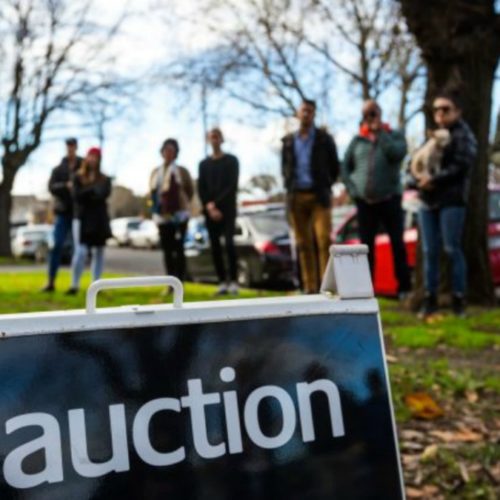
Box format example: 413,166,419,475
185,208,294,287
488,185,500,285
110,217,143,246
11,224,72,263
129,219,160,249
334,188,500,295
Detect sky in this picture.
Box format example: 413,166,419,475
10,0,500,198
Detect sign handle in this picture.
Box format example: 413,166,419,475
86,276,184,313
320,244,374,299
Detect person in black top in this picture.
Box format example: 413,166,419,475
198,128,240,295
414,91,477,317
42,138,82,292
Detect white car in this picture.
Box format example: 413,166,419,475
11,225,55,262
129,220,160,249
110,217,143,246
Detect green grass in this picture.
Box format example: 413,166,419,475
0,256,34,266
0,270,279,314
379,299,500,350
389,358,500,424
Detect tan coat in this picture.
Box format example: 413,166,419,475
149,164,194,215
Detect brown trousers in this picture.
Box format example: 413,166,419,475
289,192,332,293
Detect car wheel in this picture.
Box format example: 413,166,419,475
237,261,253,288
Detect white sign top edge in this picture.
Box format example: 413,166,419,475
0,295,379,337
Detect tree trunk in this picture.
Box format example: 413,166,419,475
399,0,499,305
0,180,14,258
0,154,23,257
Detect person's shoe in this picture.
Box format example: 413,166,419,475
452,293,466,318
228,282,239,296
418,293,438,319
65,287,79,296
41,284,55,293
214,283,228,296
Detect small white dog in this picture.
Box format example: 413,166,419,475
410,129,451,180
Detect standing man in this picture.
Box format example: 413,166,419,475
342,100,411,298
198,128,239,295
282,99,339,294
42,137,82,292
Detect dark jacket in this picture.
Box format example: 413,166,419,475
281,127,339,207
198,154,239,216
418,119,477,208
48,156,83,216
73,175,112,246
342,129,407,202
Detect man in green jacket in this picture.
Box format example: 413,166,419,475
342,100,411,297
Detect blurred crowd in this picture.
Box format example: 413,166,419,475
41,90,478,318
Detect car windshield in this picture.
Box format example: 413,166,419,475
21,231,47,240
249,213,288,237
128,221,142,230
489,191,500,221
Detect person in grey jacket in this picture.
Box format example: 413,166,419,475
342,100,411,298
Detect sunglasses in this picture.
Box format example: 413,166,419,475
363,110,379,119
433,105,452,114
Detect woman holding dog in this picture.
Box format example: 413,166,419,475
414,91,477,318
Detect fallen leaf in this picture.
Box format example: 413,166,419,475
465,390,478,403
421,444,439,461
406,487,425,498
404,392,445,420
429,429,483,443
401,441,424,451
406,485,440,498
422,485,440,496
401,429,426,441
486,463,500,483
459,462,470,483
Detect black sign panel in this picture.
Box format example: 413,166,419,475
0,314,403,499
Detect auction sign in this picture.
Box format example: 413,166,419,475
0,278,404,499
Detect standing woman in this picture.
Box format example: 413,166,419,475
67,147,112,295
150,138,194,282
416,91,477,317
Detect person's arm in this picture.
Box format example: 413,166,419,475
432,129,477,187
214,156,239,207
198,161,209,206
377,130,407,162
182,168,194,201
327,133,340,185
48,168,68,197
340,139,357,196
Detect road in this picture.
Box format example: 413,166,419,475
105,246,164,276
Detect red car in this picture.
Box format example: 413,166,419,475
333,189,500,295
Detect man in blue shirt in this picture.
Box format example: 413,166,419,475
282,99,339,293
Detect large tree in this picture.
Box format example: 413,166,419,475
399,0,500,304
167,0,423,128
0,0,132,256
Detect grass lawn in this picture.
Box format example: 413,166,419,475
0,270,279,314
0,270,499,498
